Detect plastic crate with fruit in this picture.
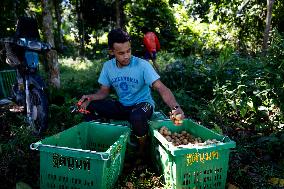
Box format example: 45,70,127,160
149,119,236,189
30,122,130,189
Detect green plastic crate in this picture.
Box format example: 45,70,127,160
0,70,16,98
30,122,131,189
149,119,236,189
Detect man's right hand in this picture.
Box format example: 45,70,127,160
77,95,93,113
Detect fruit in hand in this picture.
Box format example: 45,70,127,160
175,114,182,120
170,112,183,125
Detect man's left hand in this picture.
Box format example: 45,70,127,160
169,107,185,126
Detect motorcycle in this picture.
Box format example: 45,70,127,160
0,37,52,135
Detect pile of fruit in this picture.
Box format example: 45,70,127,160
159,126,220,147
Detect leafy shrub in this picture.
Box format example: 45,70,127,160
59,57,104,98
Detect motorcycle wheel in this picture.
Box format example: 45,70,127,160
29,88,48,135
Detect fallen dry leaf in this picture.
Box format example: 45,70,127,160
125,181,134,189
227,183,239,189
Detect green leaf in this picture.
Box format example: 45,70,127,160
240,106,247,117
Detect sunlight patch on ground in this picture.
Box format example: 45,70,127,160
59,58,95,71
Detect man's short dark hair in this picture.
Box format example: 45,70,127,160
108,28,131,49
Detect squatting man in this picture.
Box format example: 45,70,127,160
78,28,185,159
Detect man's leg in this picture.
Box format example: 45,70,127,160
128,102,153,137
144,51,160,72
151,51,160,73
144,51,151,61
85,99,129,121
128,102,153,169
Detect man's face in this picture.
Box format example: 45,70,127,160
111,41,131,67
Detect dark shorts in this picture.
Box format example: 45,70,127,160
85,99,153,137
144,51,157,61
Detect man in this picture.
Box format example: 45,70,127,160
78,28,184,164
141,26,160,72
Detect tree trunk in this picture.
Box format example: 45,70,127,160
262,0,275,54
76,0,85,56
53,0,64,51
42,0,60,88
12,1,17,22
115,0,121,28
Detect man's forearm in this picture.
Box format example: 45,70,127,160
158,86,179,109
153,80,185,123
81,87,109,102
89,90,108,101
158,86,185,124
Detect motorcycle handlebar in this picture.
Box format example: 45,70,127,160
0,37,53,52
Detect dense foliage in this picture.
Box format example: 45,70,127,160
1,0,283,56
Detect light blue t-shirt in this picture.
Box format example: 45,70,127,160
98,56,160,107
